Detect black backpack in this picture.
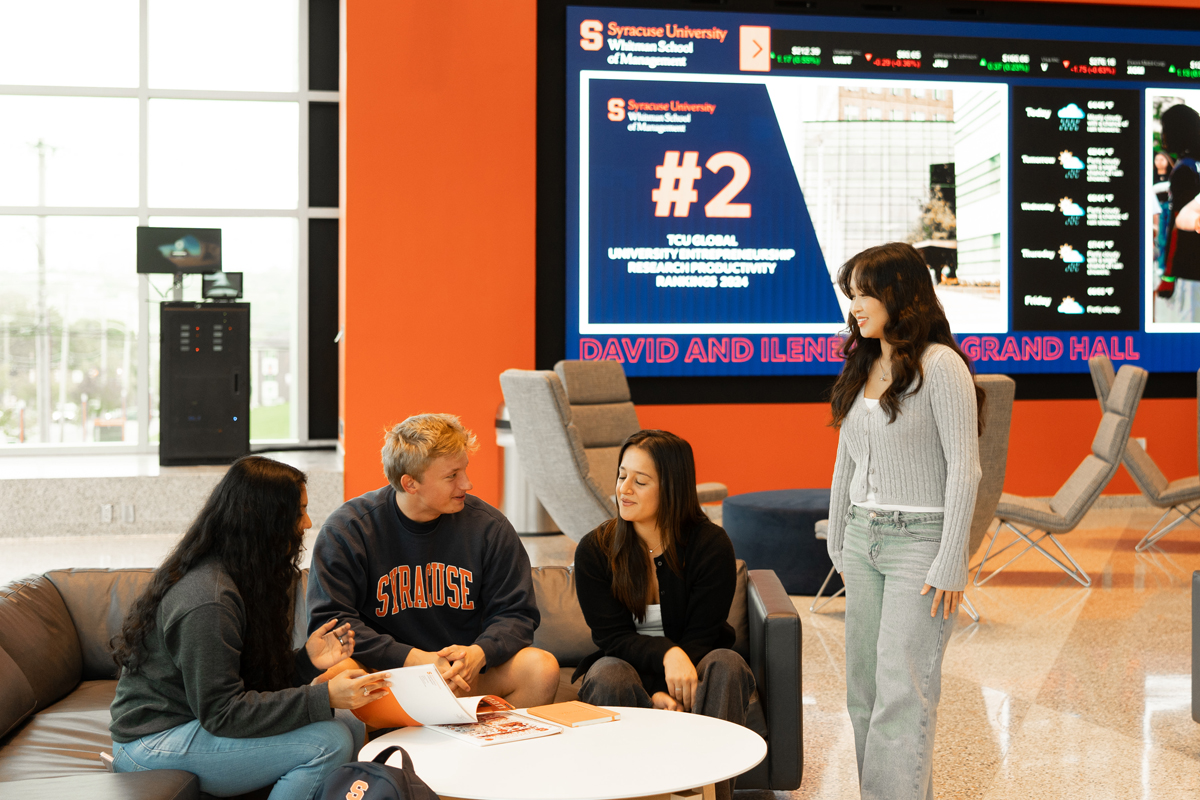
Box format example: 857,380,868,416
318,746,438,800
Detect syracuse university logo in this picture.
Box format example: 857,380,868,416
580,19,604,50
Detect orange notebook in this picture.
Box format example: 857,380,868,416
525,700,620,727
316,658,514,729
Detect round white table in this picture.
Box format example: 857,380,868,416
357,706,767,800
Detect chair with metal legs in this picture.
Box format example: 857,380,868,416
1088,357,1200,552
976,364,1147,587
810,519,844,612
958,374,1017,620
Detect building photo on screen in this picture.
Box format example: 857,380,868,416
559,3,1200,379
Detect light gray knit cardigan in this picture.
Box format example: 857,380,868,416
826,343,982,591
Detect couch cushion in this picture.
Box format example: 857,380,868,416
532,561,750,667
46,569,155,681
0,575,82,712
0,681,116,782
0,770,199,800
530,567,595,668
0,644,36,739
35,679,117,715
553,666,582,703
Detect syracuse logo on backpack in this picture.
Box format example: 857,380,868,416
318,746,438,800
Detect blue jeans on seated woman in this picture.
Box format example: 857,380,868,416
842,505,957,800
111,709,364,800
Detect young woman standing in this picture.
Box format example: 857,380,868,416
826,242,984,800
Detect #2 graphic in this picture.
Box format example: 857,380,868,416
652,151,752,218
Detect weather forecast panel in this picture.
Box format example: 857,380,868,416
565,5,1200,376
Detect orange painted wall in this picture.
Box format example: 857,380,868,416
341,1,536,501
343,1,1197,506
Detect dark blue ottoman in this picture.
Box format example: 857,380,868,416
723,489,842,596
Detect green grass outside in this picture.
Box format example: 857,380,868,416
251,403,292,440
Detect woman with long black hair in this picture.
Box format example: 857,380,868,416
573,429,754,800
826,242,983,800
109,455,390,800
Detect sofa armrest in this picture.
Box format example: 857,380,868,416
0,770,199,800
697,482,728,504
747,569,802,791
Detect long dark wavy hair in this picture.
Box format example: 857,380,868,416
594,430,708,621
111,456,308,691
829,242,985,434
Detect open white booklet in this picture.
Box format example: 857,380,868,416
383,663,510,725
358,664,561,746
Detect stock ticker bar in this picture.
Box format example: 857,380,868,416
769,30,1200,82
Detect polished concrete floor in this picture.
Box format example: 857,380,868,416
527,508,1200,799
773,507,1200,800
1,505,1197,797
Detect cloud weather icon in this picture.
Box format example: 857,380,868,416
1059,197,1084,217
1058,243,1085,263
1058,150,1084,170
1058,102,1084,131
1057,296,1085,314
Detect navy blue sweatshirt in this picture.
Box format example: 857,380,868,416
306,486,538,672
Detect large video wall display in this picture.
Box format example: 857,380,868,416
562,4,1200,377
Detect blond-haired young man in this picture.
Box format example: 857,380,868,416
307,413,559,707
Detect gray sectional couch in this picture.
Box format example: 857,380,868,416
0,562,802,798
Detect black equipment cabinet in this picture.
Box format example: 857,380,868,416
159,302,250,466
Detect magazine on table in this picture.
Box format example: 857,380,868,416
428,711,562,747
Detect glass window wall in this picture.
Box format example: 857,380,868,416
0,0,334,452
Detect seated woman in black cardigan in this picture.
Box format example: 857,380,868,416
574,430,754,788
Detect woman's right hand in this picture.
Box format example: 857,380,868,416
663,646,698,711
327,669,391,710
651,691,681,711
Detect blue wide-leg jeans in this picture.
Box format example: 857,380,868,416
842,505,957,800
112,709,364,800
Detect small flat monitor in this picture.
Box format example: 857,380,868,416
137,227,222,274
202,272,243,300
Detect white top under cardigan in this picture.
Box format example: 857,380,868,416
634,604,665,637
826,343,982,590
857,394,945,513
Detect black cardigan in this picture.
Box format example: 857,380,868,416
572,517,737,695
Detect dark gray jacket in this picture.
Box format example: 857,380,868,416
110,560,330,743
